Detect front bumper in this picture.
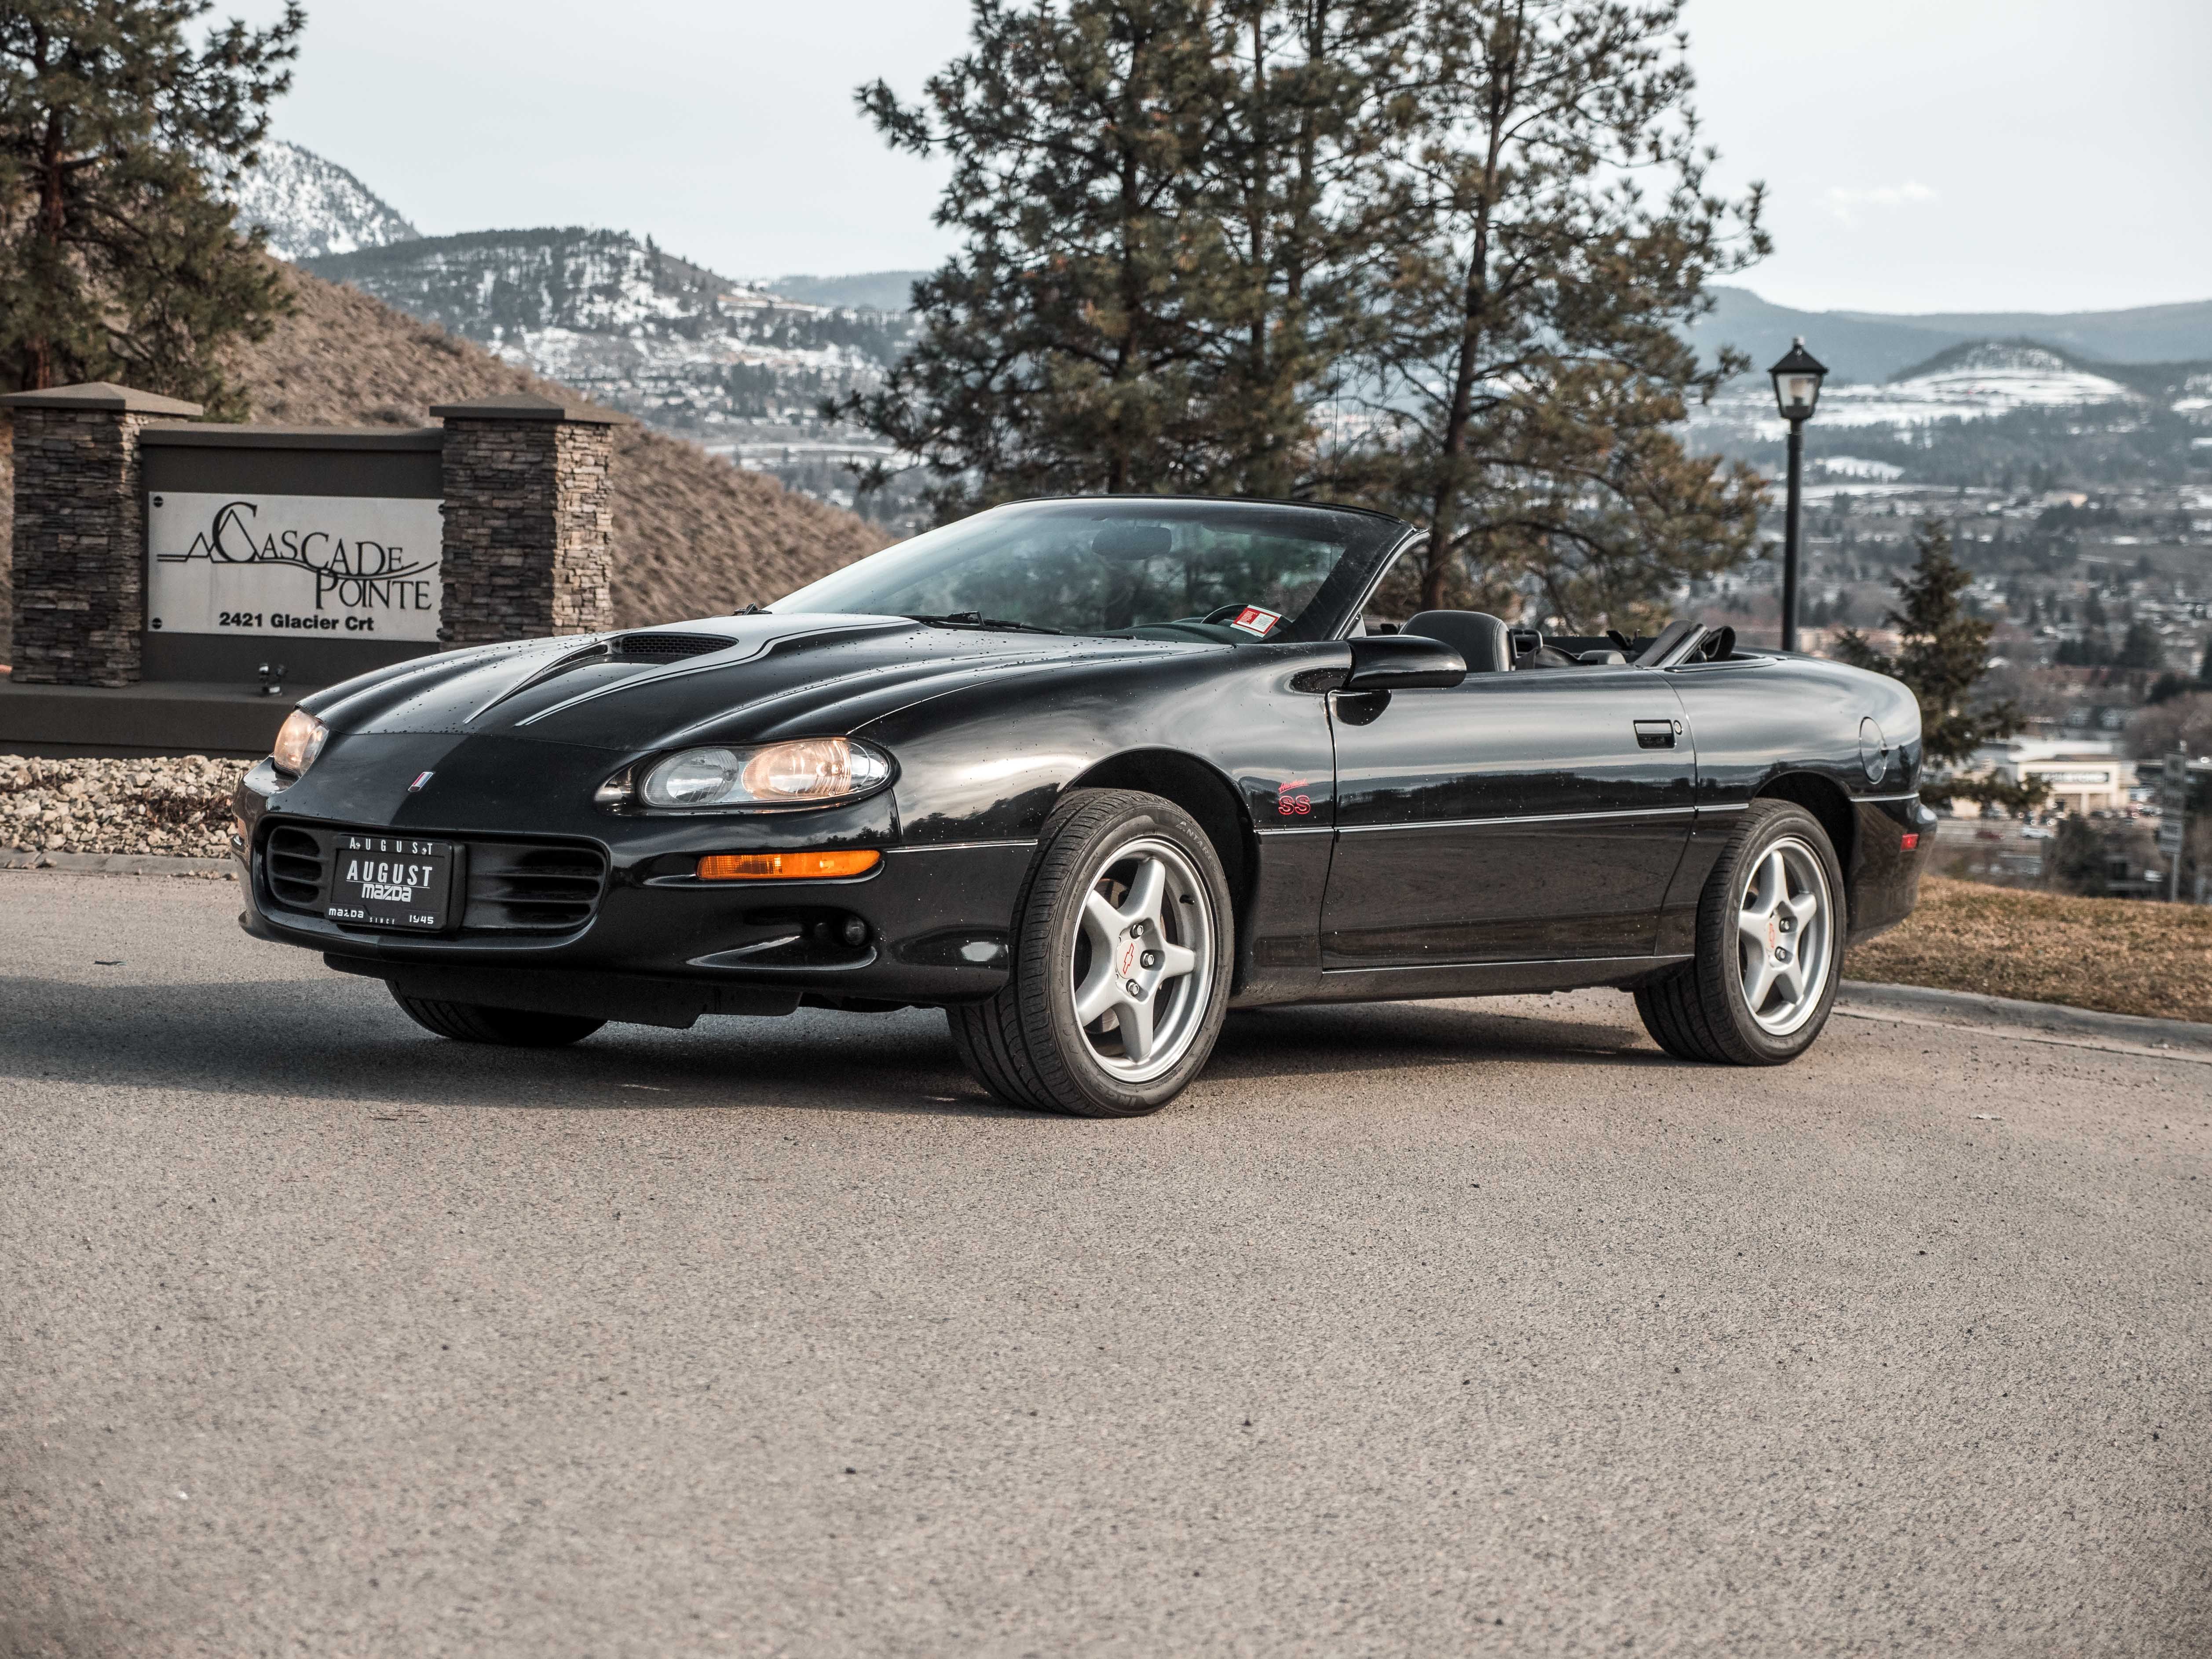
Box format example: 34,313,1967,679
234,735,1034,1018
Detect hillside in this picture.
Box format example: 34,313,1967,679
1680,335,2212,485
303,227,742,337
230,139,421,261
302,228,919,525
0,267,890,663
1689,285,2212,387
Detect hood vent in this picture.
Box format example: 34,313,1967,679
610,632,735,663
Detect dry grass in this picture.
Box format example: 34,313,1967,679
1847,876,2212,1025
0,266,890,661
230,270,890,624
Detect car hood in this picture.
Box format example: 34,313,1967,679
300,614,1204,753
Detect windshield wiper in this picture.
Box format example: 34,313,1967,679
903,612,1063,635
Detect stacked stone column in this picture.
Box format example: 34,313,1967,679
431,393,628,645
2,382,202,685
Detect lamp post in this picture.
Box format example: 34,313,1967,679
1768,336,1828,653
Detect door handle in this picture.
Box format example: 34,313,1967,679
1634,718,1682,749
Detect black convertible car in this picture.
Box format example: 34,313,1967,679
234,496,1934,1116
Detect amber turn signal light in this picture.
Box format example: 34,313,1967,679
695,849,882,881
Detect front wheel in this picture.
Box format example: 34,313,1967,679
949,789,1234,1117
1634,800,1845,1065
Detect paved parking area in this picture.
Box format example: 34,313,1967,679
3,870,2207,1656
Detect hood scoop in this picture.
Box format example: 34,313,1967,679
609,632,737,663
461,632,737,727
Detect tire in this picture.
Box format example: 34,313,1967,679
949,788,1235,1117
391,987,605,1047
1634,800,1846,1066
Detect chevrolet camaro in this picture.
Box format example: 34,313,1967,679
232,496,1934,1116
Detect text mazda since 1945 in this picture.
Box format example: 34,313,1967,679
231,497,1935,1117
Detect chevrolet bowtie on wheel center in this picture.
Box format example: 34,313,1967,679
233,495,1933,1116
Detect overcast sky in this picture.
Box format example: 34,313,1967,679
228,0,2209,316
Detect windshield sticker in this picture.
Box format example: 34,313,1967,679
1230,606,1281,636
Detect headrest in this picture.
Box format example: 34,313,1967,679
1401,610,1514,675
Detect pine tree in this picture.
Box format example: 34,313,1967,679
2116,618,2164,672
2048,815,2107,897
0,1,302,416
1832,519,2045,813
1331,0,1768,626
839,0,1413,515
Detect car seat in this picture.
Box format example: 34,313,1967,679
1401,610,1514,674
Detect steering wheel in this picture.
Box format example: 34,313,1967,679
1200,604,1246,625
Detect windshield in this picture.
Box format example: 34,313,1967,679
774,497,1409,644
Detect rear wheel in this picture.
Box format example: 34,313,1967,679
949,789,1233,1117
1634,800,1844,1065
391,987,604,1047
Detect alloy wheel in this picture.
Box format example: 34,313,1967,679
1735,835,1834,1037
1070,837,1215,1084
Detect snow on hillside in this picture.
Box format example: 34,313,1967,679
304,229,915,431
230,140,419,261
1689,342,2139,445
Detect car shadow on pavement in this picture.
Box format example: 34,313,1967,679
0,971,1686,1122
1209,998,1671,1081
0,973,1016,1119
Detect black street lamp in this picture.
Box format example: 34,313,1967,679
1768,336,1828,652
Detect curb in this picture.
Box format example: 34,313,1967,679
1837,979,2212,1056
1,849,236,878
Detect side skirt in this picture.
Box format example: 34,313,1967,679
1228,954,1691,1009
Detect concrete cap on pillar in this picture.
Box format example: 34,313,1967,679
0,380,204,417
428,391,631,425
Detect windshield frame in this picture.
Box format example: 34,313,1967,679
771,496,1420,646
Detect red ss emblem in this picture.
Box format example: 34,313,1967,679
1276,780,1312,817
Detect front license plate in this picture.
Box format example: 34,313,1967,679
325,834,456,931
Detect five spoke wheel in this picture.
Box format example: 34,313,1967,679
1071,838,1213,1082
1632,800,1846,1066
947,789,1234,1115
1733,836,1833,1037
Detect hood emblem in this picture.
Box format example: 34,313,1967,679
409,771,435,793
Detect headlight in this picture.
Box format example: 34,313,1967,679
271,709,328,777
631,738,892,811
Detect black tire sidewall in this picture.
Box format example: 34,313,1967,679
1700,803,1847,1063
1019,792,1235,1116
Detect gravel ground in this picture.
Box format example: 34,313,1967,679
0,754,246,858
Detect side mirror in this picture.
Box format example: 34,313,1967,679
1344,633,1466,691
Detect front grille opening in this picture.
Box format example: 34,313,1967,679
610,632,734,663
463,843,607,933
265,825,327,911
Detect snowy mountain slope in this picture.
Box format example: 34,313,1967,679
230,140,419,261
304,228,769,336
302,229,917,468
1688,342,2145,446
1689,285,2212,385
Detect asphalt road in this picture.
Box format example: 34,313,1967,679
4,870,2208,1658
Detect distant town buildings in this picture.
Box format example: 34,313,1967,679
1962,736,2128,816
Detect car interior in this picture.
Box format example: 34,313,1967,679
1367,610,1739,672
